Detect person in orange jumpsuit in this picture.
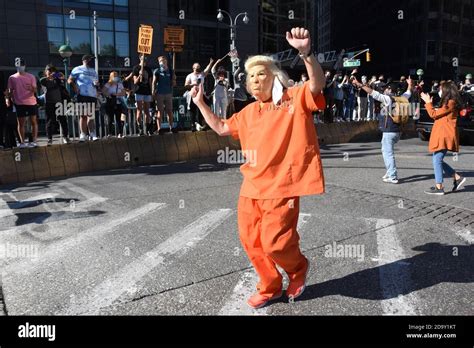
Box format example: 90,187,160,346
191,27,326,309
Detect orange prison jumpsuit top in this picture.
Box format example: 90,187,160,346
224,82,326,297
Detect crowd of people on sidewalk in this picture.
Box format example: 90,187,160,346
0,53,471,198
321,69,474,124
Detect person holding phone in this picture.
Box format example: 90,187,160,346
184,59,214,131
421,81,466,195
40,64,70,145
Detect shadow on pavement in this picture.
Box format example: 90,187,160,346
299,243,473,302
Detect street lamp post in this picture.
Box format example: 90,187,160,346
416,68,424,83
58,44,73,93
217,9,249,75
59,43,74,139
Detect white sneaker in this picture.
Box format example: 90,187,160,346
79,133,87,142
383,177,399,184
28,142,38,148
19,143,27,148
382,173,389,180
90,132,98,141
195,123,203,131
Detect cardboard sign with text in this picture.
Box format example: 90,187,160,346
138,25,153,55
164,27,185,46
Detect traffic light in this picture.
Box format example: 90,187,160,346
366,51,371,62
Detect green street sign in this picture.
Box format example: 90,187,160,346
343,59,361,68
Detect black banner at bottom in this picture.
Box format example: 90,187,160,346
0,315,472,346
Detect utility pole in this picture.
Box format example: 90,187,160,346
93,11,99,75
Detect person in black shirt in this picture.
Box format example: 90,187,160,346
40,64,70,145
132,54,153,135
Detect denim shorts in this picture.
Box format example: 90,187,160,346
135,94,153,103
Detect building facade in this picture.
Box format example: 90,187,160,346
0,0,259,86
316,0,474,80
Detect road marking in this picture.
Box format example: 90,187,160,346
60,209,233,315
374,219,420,315
219,213,312,316
0,193,59,219
0,190,108,242
3,203,167,274
58,182,108,209
454,228,474,244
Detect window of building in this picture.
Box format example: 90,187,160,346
65,28,92,54
47,13,129,58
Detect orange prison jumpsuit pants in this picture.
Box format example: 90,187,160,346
237,195,308,298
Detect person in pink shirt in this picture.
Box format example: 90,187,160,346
7,59,39,148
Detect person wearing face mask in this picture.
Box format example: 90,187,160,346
232,67,250,113
332,73,345,122
7,59,39,148
152,56,177,133
132,54,154,136
68,55,99,142
356,75,369,121
184,58,214,131
421,82,466,195
367,75,377,121
322,71,334,123
40,64,71,145
353,76,414,184
190,27,326,309
102,71,126,137
459,74,473,93
298,72,309,86
211,54,231,119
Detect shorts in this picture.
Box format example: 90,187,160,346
155,94,173,115
15,105,38,118
77,95,97,117
135,94,153,103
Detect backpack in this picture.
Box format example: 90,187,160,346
389,96,410,124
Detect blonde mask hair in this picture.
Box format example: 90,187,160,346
245,55,289,105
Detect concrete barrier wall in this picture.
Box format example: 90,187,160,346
0,122,381,186
316,121,380,145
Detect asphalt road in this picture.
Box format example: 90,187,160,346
0,137,473,316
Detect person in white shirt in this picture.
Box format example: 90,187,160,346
184,59,214,131
211,55,230,119
102,71,127,137
68,54,99,142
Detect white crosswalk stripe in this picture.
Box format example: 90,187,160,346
454,228,474,244
2,202,167,275
60,209,233,315
374,219,420,315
